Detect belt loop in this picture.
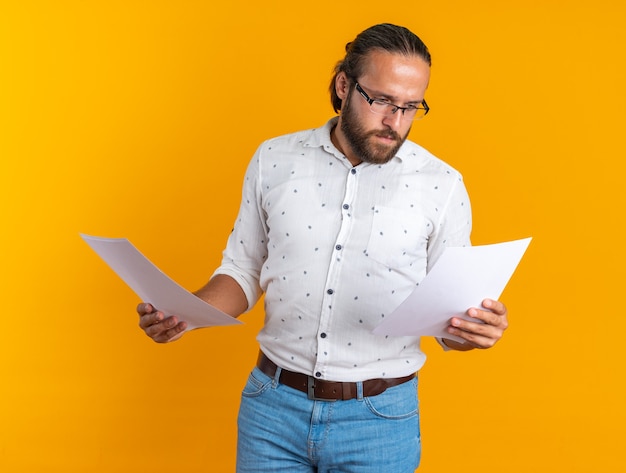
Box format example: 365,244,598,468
356,381,364,400
272,366,282,388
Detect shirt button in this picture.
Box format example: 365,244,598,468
342,204,349,210
327,289,334,295
315,372,322,378
335,244,342,251
320,332,327,338
351,168,357,174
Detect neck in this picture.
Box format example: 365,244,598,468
331,121,361,166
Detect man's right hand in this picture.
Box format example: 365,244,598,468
137,303,188,343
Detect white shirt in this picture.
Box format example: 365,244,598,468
213,117,472,382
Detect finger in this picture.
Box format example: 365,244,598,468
146,315,184,336
138,309,164,330
466,307,507,329
448,317,504,348
152,320,188,343
137,302,154,316
451,316,502,338
482,298,507,315
447,325,498,349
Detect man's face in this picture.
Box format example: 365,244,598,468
339,86,407,165
335,50,430,165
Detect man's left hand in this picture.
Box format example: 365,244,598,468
445,299,508,350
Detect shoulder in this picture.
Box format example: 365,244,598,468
258,126,324,153
261,129,308,150
398,139,464,182
256,118,336,155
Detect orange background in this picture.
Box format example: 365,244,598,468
1,1,625,471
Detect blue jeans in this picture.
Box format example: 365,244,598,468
236,366,421,472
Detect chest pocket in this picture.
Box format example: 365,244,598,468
366,206,430,269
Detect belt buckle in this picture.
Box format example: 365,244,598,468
307,376,335,401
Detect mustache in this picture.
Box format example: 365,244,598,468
369,129,402,141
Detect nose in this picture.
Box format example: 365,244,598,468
381,110,403,131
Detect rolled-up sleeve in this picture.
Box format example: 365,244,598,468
211,147,268,311
428,172,472,350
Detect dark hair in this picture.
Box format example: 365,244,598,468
329,23,432,112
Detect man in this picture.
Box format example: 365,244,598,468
137,23,508,472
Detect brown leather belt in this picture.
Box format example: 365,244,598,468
257,351,415,401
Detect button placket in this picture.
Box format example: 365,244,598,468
313,167,360,378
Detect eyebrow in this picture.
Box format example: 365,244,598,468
363,85,423,106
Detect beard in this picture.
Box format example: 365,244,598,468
340,89,410,165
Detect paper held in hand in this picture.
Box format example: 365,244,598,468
372,237,532,342
80,234,242,330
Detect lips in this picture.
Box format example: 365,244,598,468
373,132,400,144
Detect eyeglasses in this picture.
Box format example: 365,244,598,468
355,82,429,120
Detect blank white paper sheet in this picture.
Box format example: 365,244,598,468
81,234,242,330
373,237,531,342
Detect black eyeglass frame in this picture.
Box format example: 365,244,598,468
355,82,429,119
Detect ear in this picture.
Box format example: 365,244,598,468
335,72,350,101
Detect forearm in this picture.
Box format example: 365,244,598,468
193,274,249,318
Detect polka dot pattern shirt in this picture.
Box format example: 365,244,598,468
213,117,472,382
